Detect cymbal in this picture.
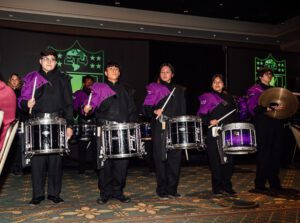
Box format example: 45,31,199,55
259,87,299,119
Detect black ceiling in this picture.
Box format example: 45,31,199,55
63,0,300,25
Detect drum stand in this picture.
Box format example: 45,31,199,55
289,124,300,164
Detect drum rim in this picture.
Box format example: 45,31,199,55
25,148,69,155
167,143,205,149
105,152,143,159
222,122,254,131
26,117,66,125
102,123,140,130
168,115,202,122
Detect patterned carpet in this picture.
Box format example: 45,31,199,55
0,162,300,223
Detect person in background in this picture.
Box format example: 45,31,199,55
143,63,186,200
7,73,26,175
197,74,237,195
73,75,97,174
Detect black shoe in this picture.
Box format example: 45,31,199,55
47,195,64,204
113,195,131,203
212,190,224,195
96,196,109,205
158,194,169,200
169,192,182,198
29,196,45,205
249,187,269,194
224,189,237,195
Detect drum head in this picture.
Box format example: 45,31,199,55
168,115,202,123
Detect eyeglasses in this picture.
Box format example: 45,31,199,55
42,57,56,63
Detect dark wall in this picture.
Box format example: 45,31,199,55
0,28,149,111
149,41,225,115
227,47,300,96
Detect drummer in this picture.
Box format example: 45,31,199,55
73,75,97,174
247,67,285,193
197,74,237,195
83,61,137,204
143,63,186,200
18,49,73,205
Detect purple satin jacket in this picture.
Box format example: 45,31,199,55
73,90,89,112
84,83,116,113
143,83,170,106
18,71,48,109
246,84,264,116
197,92,224,115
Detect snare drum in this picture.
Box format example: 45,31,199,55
73,124,97,141
221,122,257,155
140,122,152,140
25,116,69,156
167,115,204,149
101,123,145,159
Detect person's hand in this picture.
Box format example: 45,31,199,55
27,98,36,109
66,127,73,140
209,119,219,127
267,105,285,111
83,105,92,114
154,109,163,118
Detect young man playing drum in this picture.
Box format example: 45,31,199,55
83,61,137,204
197,74,237,196
143,63,186,200
19,49,73,205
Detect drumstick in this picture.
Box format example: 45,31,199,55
85,92,92,116
292,92,300,96
208,109,236,128
156,87,176,120
29,76,37,115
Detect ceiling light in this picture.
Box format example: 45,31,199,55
245,37,249,40
56,19,61,22
183,9,189,13
234,16,240,19
213,34,217,38
115,1,120,5
8,14,14,18
276,40,280,43
139,27,144,30
177,30,182,34
219,3,223,6
99,23,104,26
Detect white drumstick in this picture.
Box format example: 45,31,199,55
208,109,236,128
293,92,300,96
156,87,176,120
85,92,92,116
29,76,37,115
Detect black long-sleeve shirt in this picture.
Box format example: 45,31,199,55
94,80,137,123
21,68,73,127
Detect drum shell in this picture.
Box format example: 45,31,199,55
167,115,204,149
73,124,96,141
101,123,144,158
222,122,257,155
25,117,69,155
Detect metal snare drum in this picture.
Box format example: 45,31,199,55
167,115,204,149
140,122,152,141
100,123,145,159
222,122,257,155
25,116,69,156
73,124,96,141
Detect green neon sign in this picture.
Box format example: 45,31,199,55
48,40,104,92
254,53,286,88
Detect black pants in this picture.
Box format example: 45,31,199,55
78,139,97,172
206,130,234,193
254,115,284,189
31,154,62,199
98,159,129,198
8,134,23,173
152,121,182,196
